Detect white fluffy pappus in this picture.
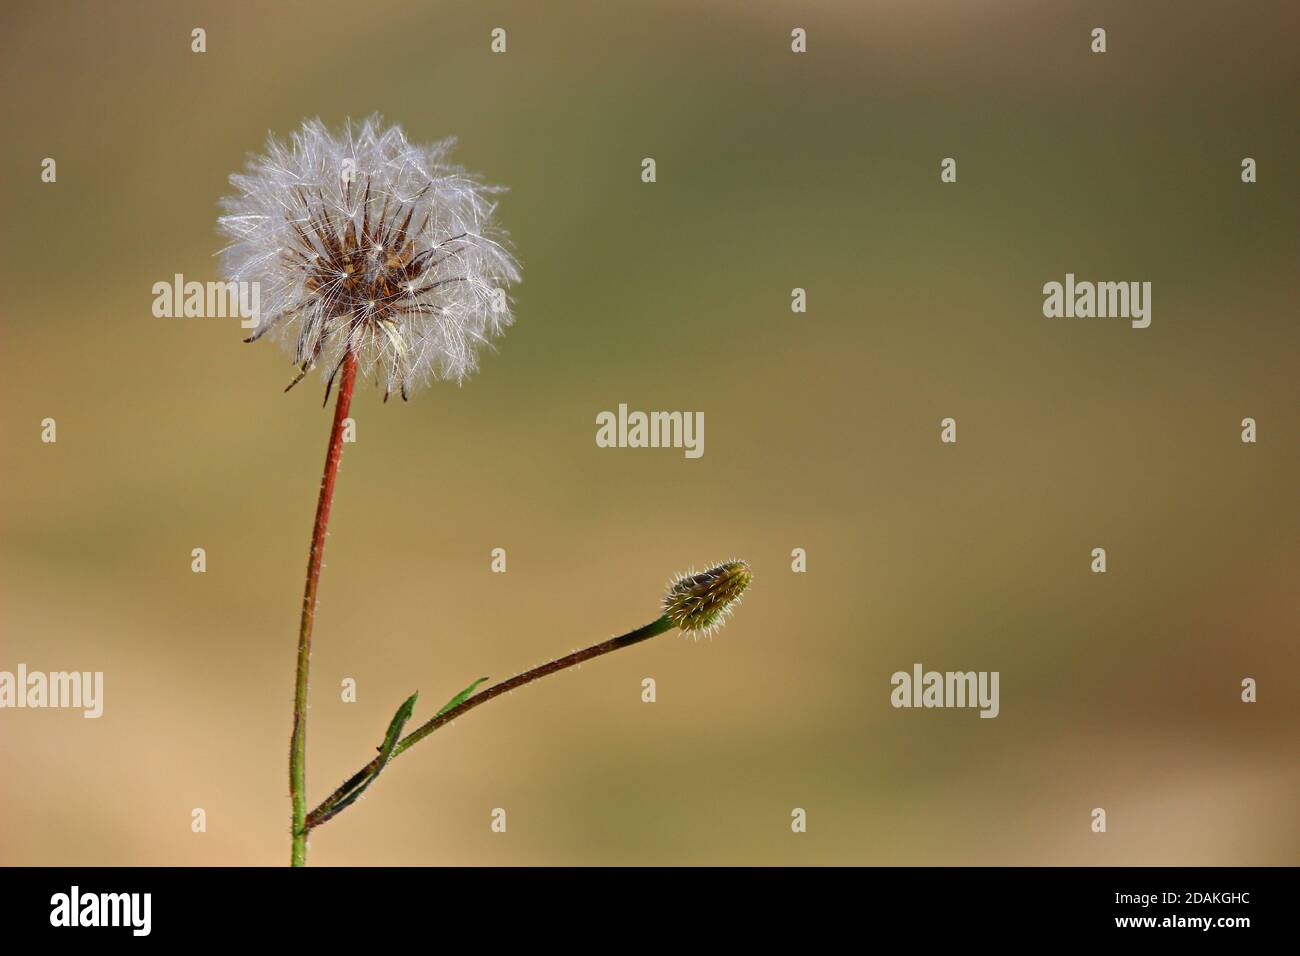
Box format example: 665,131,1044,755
217,116,521,399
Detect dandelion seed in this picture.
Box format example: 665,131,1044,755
218,115,521,399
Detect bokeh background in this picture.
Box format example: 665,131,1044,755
1,0,1296,866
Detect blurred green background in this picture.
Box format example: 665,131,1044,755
1,0,1296,865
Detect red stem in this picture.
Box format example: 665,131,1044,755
290,351,358,866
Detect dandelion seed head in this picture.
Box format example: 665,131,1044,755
217,116,521,398
663,560,753,637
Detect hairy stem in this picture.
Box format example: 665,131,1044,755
290,351,358,867
306,614,676,830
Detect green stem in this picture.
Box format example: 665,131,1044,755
306,614,676,830
290,351,358,867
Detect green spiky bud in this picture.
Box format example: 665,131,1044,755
663,560,752,636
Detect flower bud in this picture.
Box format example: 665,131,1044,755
663,560,752,635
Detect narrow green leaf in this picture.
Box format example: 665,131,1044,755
310,691,418,827
436,677,489,717
379,691,420,757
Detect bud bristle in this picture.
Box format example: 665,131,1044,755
663,560,753,636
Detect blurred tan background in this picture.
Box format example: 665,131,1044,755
1,0,1297,865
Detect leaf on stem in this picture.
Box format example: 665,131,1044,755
308,691,418,828
436,677,490,717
